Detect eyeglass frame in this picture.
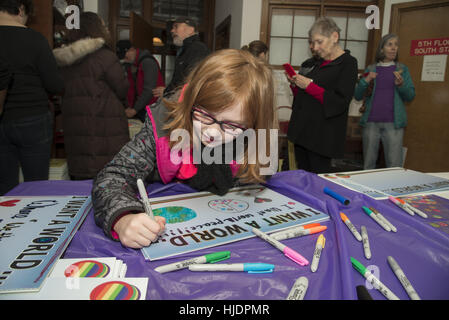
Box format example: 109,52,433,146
191,106,248,135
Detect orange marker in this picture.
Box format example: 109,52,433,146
340,212,362,242
270,225,327,241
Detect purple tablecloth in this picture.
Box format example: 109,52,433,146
7,170,449,300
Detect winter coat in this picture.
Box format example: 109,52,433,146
165,34,210,95
127,49,165,122
92,100,240,239
287,51,358,158
53,38,130,179
354,63,415,129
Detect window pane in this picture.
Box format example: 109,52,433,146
269,38,291,65
120,0,142,17
271,9,293,37
325,11,347,40
152,0,203,23
348,12,369,41
291,39,312,67
293,10,317,38
347,41,368,70
118,28,130,40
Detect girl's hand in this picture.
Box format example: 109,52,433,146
114,213,166,249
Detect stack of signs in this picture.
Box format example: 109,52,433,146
1,258,148,300
0,196,92,294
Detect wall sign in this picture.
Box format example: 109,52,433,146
410,37,449,56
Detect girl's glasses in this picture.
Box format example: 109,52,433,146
192,106,248,136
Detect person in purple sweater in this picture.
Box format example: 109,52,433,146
354,34,415,170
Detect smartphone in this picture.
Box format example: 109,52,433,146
283,63,297,77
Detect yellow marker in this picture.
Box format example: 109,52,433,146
311,234,325,273
340,212,362,242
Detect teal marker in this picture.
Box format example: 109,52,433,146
362,206,391,231
351,257,399,300
154,251,231,273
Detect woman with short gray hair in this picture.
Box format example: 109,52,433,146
287,17,358,173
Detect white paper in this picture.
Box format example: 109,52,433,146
0,278,148,300
421,55,447,82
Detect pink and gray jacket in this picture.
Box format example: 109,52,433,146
92,100,239,240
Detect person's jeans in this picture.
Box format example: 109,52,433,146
0,111,53,195
362,122,404,170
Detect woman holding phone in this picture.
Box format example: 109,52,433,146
287,17,358,174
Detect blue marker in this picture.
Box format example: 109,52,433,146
188,263,274,274
324,187,350,205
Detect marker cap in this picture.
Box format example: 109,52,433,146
284,247,309,266
324,187,350,205
356,285,373,300
303,223,322,229
309,226,328,235
205,251,231,264
243,263,275,274
362,206,373,216
351,257,367,275
317,234,326,248
340,212,349,221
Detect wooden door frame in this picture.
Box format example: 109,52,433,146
214,14,231,51
390,0,449,34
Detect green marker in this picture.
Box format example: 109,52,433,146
155,251,231,274
351,257,399,300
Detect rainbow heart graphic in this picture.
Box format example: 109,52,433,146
90,281,141,300
64,260,110,278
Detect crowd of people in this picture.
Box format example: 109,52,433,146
0,0,415,241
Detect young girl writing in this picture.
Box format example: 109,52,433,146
92,49,277,249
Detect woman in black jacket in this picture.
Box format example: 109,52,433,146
287,17,358,174
0,59,9,114
0,0,64,195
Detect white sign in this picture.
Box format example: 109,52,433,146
421,54,447,82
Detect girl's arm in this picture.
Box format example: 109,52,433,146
92,116,158,239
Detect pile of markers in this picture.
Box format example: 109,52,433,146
326,186,424,300
151,185,428,301
153,223,329,300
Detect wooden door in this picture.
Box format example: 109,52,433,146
27,0,53,47
130,12,153,52
390,0,449,172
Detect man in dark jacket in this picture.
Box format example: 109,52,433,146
123,45,165,122
153,17,210,98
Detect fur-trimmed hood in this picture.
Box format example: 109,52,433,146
53,37,105,67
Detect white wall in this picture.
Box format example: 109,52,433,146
83,0,109,25
240,0,262,47
215,0,263,49
382,0,418,36
214,0,243,49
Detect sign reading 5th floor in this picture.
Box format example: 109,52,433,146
410,38,449,56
